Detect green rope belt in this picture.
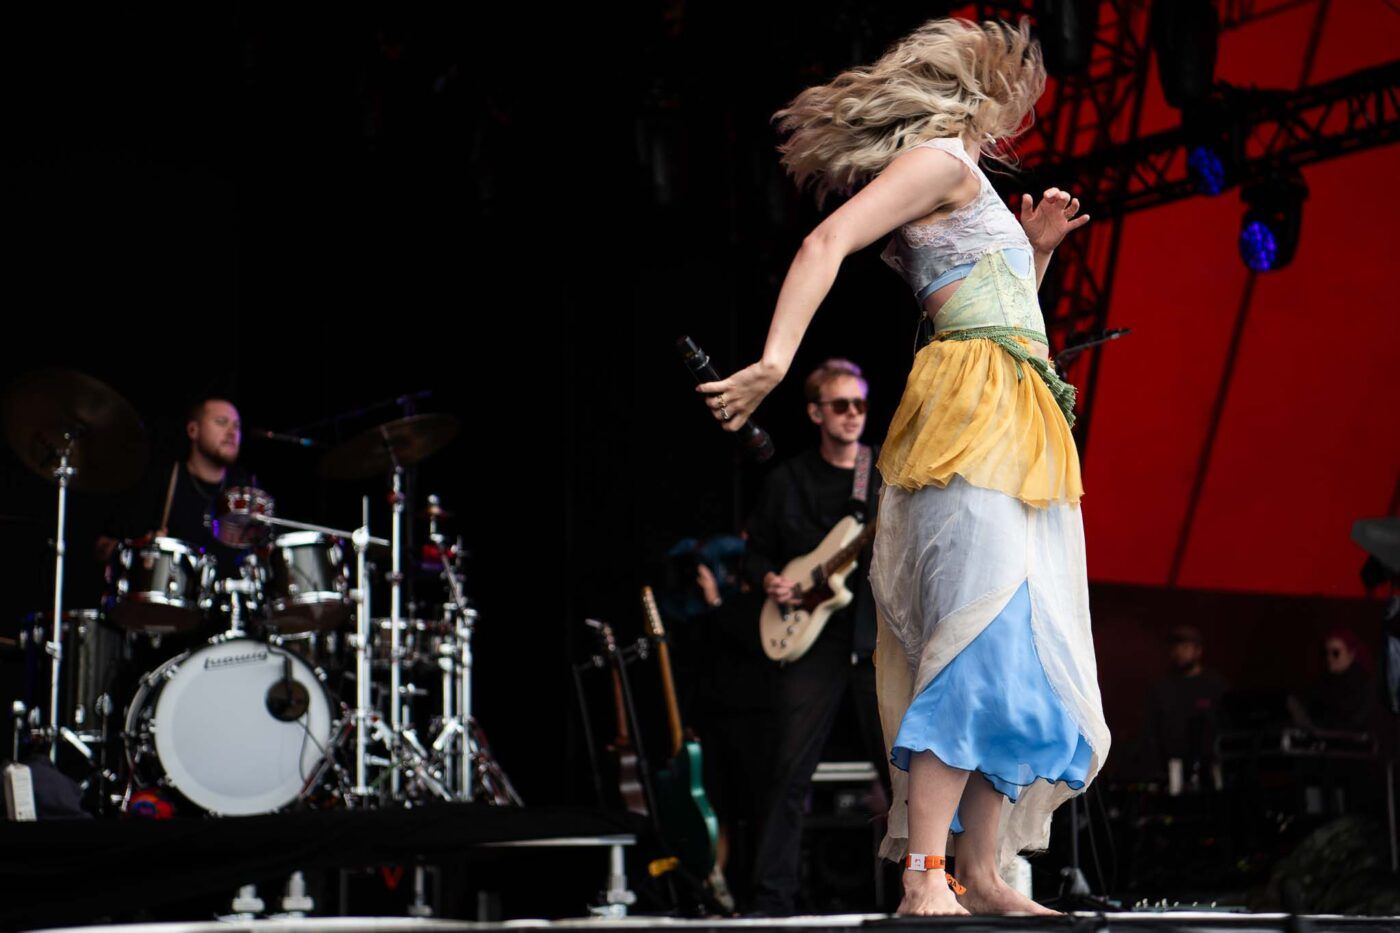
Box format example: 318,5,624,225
932,325,1077,428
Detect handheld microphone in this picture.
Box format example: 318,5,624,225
677,336,775,463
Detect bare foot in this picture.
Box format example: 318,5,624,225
956,873,1061,916
897,871,971,916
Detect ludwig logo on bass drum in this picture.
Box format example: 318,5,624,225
204,648,269,669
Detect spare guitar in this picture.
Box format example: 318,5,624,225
591,619,647,816
641,585,719,878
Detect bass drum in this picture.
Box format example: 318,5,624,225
124,637,333,816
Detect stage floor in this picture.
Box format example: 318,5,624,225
27,911,1400,933
11,805,1398,933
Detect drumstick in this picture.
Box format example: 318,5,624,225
157,462,178,538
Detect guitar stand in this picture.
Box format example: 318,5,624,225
611,635,660,820
575,627,733,916
573,646,655,809
578,623,686,911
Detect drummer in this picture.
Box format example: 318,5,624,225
98,396,259,579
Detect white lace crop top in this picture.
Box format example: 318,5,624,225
879,137,1033,305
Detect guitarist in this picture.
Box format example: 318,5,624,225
743,358,889,916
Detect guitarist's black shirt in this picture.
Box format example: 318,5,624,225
743,446,880,657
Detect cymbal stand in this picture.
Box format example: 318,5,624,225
44,433,77,761
382,433,406,798
424,497,520,804
366,431,408,795
350,496,377,801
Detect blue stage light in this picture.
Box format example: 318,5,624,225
1238,220,1278,271
1187,145,1226,196
1238,172,1307,272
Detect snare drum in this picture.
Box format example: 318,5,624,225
264,532,351,633
123,636,333,816
106,537,215,632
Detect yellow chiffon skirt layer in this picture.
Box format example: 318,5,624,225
876,336,1083,508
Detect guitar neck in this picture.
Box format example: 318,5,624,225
609,666,632,745
642,586,685,757
821,520,878,578
655,640,684,757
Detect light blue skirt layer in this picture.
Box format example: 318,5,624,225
890,580,1092,833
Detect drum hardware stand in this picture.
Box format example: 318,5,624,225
358,715,450,800
90,693,122,818
392,721,454,801
351,497,378,802
56,718,119,815
362,681,456,802
32,434,110,776
422,495,520,804
215,569,261,638
296,713,356,804
252,512,386,543
456,719,521,806
384,442,407,799
434,503,476,800
43,433,78,761
390,678,456,801
427,609,526,804
350,438,413,801
239,502,389,803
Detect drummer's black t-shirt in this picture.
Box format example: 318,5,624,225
118,460,256,579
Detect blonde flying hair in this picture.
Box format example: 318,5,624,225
773,17,1046,206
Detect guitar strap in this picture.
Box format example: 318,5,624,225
852,444,872,506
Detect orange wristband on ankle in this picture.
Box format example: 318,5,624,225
902,853,967,895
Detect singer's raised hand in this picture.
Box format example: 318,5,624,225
696,360,783,432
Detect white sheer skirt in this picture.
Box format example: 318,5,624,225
869,473,1110,872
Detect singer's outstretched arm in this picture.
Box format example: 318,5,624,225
1017,188,1089,290
695,145,970,431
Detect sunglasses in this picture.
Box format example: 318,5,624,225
815,397,867,415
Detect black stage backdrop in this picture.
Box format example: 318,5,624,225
2,3,940,801
3,6,1386,818
0,5,924,807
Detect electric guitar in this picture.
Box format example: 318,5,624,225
641,586,719,877
759,515,877,662
594,619,647,816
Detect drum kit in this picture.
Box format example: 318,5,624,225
4,369,519,818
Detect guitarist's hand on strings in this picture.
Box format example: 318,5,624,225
696,360,783,433
764,571,803,607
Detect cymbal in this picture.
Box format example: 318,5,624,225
2,369,149,494
318,414,460,481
